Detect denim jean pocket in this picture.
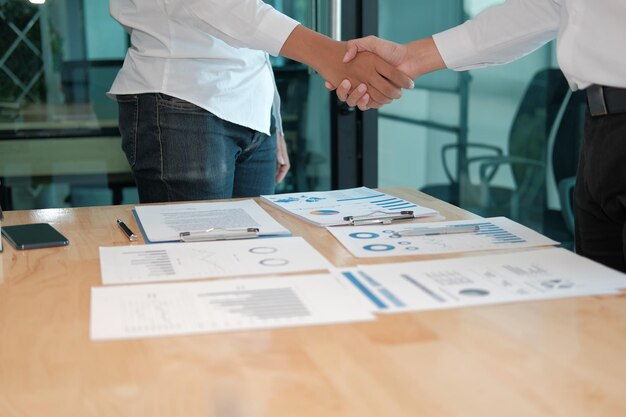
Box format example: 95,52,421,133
118,97,139,167
157,93,204,111
115,94,138,103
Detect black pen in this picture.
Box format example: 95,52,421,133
116,219,138,241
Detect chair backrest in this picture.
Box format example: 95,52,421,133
550,89,586,236
508,69,570,185
488,68,569,226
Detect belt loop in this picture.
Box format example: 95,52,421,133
586,85,609,117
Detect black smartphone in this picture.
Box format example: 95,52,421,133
1,223,69,250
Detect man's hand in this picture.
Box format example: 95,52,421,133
280,26,414,108
327,36,446,110
275,132,290,184
342,36,423,78
331,49,413,107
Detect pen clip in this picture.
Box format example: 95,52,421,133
343,210,414,226
179,227,260,242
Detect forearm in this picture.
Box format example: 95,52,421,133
280,26,390,102
280,25,343,77
280,25,411,104
404,37,447,79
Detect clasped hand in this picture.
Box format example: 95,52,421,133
325,36,439,111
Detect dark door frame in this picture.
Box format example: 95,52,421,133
331,0,379,189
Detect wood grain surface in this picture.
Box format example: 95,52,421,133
0,188,624,417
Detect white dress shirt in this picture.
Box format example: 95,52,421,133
108,0,299,135
433,0,626,90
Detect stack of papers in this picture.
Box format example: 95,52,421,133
340,248,626,313
134,200,290,243
261,187,438,227
91,190,626,341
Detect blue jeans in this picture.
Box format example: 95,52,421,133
117,93,276,203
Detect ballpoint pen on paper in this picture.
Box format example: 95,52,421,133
344,210,414,226
116,219,138,241
179,227,260,242
397,224,480,237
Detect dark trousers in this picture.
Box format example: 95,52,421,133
574,111,626,272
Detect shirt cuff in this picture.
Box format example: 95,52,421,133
433,23,485,71
256,11,300,57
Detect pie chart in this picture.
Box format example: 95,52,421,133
310,210,340,215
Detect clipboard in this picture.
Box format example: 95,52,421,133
132,200,291,243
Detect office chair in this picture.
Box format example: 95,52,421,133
421,68,570,229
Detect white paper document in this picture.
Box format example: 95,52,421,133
134,199,290,243
341,248,626,313
99,236,332,285
328,217,558,258
261,187,438,227
90,273,375,340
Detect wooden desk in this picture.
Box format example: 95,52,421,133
0,188,624,417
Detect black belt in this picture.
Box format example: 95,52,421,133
586,85,626,117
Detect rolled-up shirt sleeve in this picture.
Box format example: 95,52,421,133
166,0,300,56
433,0,561,70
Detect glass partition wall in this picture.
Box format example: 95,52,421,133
376,0,578,249
0,0,349,210
0,0,130,209
3,0,580,250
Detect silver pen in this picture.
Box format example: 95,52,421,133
344,210,414,226
397,224,480,237
116,219,138,241
179,227,260,242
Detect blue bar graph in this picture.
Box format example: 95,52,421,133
474,222,527,244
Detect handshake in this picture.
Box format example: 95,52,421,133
281,26,446,112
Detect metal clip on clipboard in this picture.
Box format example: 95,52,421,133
179,227,260,242
343,210,415,226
